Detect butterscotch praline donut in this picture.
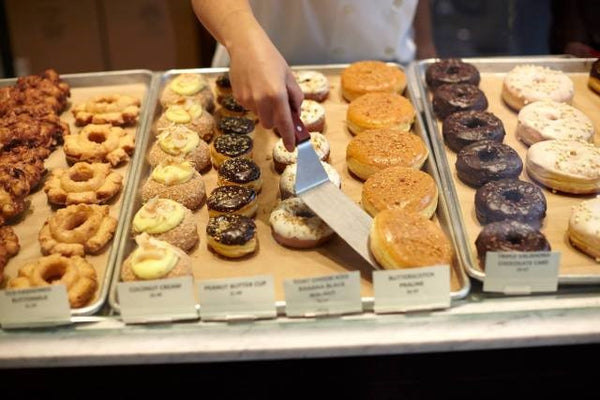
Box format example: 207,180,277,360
160,73,215,113
156,102,214,143
341,61,406,102
141,160,206,210
148,125,211,172
346,92,415,135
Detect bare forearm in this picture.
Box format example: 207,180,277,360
413,0,437,59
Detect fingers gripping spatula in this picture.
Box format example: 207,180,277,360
292,111,379,269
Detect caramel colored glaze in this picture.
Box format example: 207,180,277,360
341,61,406,95
347,92,415,128
346,129,428,169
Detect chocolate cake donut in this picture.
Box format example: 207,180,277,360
456,140,523,187
425,59,480,89
432,83,488,120
442,110,505,152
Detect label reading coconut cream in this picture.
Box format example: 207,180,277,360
483,251,560,294
0,286,71,329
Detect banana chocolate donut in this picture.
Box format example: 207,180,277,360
456,140,523,187
210,133,253,168
206,214,258,258
217,157,262,192
475,220,551,270
147,125,211,173
293,70,330,102
425,58,481,89
475,178,547,228
207,185,258,218
279,161,341,199
141,160,206,210
442,110,505,152
589,59,600,94
272,132,330,173
299,99,326,133
215,73,232,104
215,116,255,137
432,83,488,120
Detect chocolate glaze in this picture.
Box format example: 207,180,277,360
207,185,256,212
217,116,255,135
591,59,600,79
432,83,488,120
213,134,253,157
206,214,256,245
218,157,260,184
442,110,505,152
426,59,480,89
216,73,231,89
456,140,522,187
221,96,247,112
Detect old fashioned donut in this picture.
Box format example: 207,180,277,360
273,132,330,173
502,65,574,110
279,161,341,199
217,157,263,192
475,178,547,228
475,220,551,270
425,58,480,89
341,61,407,102
7,254,98,308
156,102,214,142
589,59,600,94
0,226,20,283
432,83,488,120
269,197,334,249
160,73,215,113
72,94,140,126
346,92,415,135
215,73,232,104
206,214,258,258
456,140,523,188
148,125,211,172
217,96,258,122
568,197,600,260
210,133,253,168
215,116,255,137
44,162,123,205
39,204,118,256
293,70,330,102
442,110,505,152
141,159,206,210
207,185,258,218
63,123,135,166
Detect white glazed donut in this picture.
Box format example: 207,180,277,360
516,100,595,146
502,65,574,111
300,100,326,132
269,197,334,248
272,132,330,173
526,139,600,194
279,161,341,199
293,70,330,102
568,197,600,261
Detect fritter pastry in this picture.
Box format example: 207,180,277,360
0,225,20,284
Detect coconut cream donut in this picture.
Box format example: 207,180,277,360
516,100,595,146
300,99,326,132
269,197,334,249
293,70,330,102
502,65,574,111
568,197,600,261
279,161,341,199
141,159,206,210
272,132,330,173
160,73,215,113
156,101,214,142
148,125,211,172
526,139,600,194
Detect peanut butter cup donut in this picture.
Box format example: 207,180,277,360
206,214,258,258
215,73,232,104
456,140,523,187
210,133,253,168
218,96,257,122
589,59,600,94
207,185,258,218
442,110,505,152
217,157,262,192
215,116,255,137
425,59,480,89
432,83,488,120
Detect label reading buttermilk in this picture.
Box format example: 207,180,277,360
0,286,71,329
483,251,560,294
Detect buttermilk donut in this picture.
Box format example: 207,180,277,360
279,161,341,199
132,197,199,251
217,96,258,122
293,70,330,102
442,110,505,152
39,204,117,256
475,178,547,228
141,160,206,210
568,197,600,260
215,116,255,137
502,65,574,111
516,100,595,146
455,140,523,188
44,162,123,205
207,185,258,218
269,197,334,249
7,254,98,308
0,226,20,283
526,139,600,194
206,214,258,258
72,94,141,127
147,125,211,172
475,220,551,270
210,133,253,168
589,59,600,94
272,132,330,173
346,92,415,135
346,129,429,181
432,83,488,120
156,102,214,142
369,209,453,269
121,233,193,281
217,157,263,192
63,124,135,166
160,73,215,113
425,58,481,89
215,73,232,104
362,166,438,219
341,61,407,102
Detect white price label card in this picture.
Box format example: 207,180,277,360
373,264,451,313
483,251,560,294
0,286,71,329
284,272,362,317
117,276,198,324
198,275,276,321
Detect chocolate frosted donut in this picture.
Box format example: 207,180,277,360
475,220,551,269
589,59,600,94
211,133,253,167
432,83,488,120
207,185,258,217
456,140,523,187
221,96,246,113
207,214,256,246
217,157,262,192
216,74,231,90
216,116,255,136
442,110,505,152
475,179,547,228
425,59,480,89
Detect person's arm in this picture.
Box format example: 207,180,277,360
191,0,303,150
413,0,437,59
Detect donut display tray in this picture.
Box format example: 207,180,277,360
0,70,154,316
108,65,470,316
411,57,600,285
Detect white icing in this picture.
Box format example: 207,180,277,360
269,197,333,241
280,161,341,198
293,70,329,95
569,197,600,256
300,100,326,126
273,132,330,165
527,139,600,180
504,65,574,104
518,100,594,142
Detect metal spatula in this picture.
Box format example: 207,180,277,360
292,111,378,269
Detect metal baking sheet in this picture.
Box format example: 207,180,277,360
108,64,470,317
0,69,155,317
410,56,600,285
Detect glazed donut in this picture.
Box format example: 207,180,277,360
215,73,232,104
269,197,334,249
160,73,215,113
273,132,330,173
7,254,98,308
39,204,117,256
207,185,258,218
148,125,211,172
44,162,123,205
516,100,595,146
346,92,415,135
156,102,214,143
299,99,326,133
526,139,600,194
132,197,199,252
475,178,547,228
425,58,480,89
589,59,600,94
141,159,206,210
121,233,193,281
217,96,258,122
502,65,574,111
362,166,438,219
455,140,523,188
206,214,258,258
279,161,341,199
475,220,551,270
369,209,453,269
210,133,253,168
568,197,600,260
63,124,135,166
346,129,428,180
72,94,140,127
217,157,263,193
215,116,255,137
432,83,488,120
293,70,330,102
442,110,505,152
341,61,407,102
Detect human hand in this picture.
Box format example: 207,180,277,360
564,41,595,58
